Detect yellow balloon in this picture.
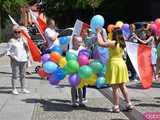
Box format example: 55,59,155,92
115,21,124,28
58,57,67,68
77,79,86,88
85,74,97,86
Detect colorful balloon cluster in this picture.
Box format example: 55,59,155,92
150,18,160,36
37,46,106,88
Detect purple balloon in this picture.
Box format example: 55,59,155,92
48,74,60,85
122,23,130,31
69,74,80,87
41,54,50,63
78,49,90,58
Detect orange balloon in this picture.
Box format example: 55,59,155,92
50,52,62,63
38,68,48,77
107,24,114,33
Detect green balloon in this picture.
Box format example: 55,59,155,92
79,65,93,79
66,60,79,73
66,52,77,61
90,61,103,73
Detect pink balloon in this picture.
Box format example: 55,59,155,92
150,23,158,31
78,55,90,66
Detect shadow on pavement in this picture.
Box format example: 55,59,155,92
135,103,160,107
26,76,41,80
22,98,112,112
0,72,12,75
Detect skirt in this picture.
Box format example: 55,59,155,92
105,58,129,85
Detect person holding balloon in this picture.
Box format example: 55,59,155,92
69,35,87,107
96,27,134,113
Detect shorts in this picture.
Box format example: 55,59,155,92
151,48,157,65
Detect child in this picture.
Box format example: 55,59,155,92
96,28,133,113
132,29,157,80
69,35,86,107
0,26,30,95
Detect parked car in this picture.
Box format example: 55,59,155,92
58,27,74,37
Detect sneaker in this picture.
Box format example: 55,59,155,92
79,103,86,107
72,103,78,107
21,89,30,94
12,89,19,95
82,98,88,103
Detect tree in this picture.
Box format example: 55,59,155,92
1,0,27,28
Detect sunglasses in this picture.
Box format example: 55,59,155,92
14,31,21,34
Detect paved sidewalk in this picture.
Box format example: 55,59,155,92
0,56,128,120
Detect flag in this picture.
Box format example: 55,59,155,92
29,9,47,45
37,16,47,32
8,15,41,62
70,19,90,49
72,19,90,36
126,42,152,88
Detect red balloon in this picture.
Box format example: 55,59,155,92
38,68,48,77
78,55,90,66
50,52,62,63
155,18,160,27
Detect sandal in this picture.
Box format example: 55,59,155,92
126,103,134,111
108,106,120,113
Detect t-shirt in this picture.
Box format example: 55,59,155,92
44,28,59,48
7,38,28,62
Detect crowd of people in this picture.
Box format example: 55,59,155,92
0,0,160,113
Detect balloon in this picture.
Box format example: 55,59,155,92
41,54,50,63
78,49,90,58
84,74,97,86
37,68,48,77
66,52,77,61
50,52,62,63
49,45,63,55
97,46,109,64
150,23,158,31
43,61,58,73
68,73,80,87
77,79,86,88
53,68,65,81
59,36,69,45
96,77,106,88
155,18,160,27
79,65,93,79
122,23,130,32
90,60,103,74
90,15,105,33
48,74,60,85
65,60,79,73
78,55,90,66
59,57,67,68
107,24,114,33
115,21,124,28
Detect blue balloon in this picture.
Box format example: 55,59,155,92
96,77,106,88
49,45,63,55
90,15,105,33
53,68,66,81
43,61,58,73
59,36,69,45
